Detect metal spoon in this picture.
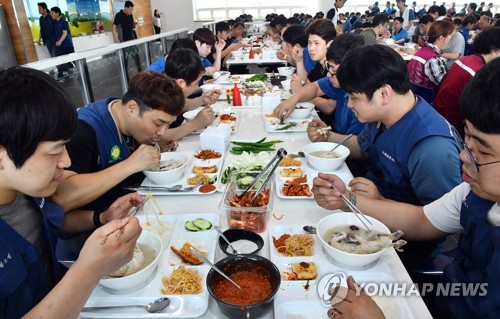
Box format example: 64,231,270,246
189,247,242,290
328,134,353,155
83,297,170,313
214,226,240,254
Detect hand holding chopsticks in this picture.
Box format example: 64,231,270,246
331,185,373,230
100,195,151,244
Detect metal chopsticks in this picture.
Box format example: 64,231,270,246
332,185,373,230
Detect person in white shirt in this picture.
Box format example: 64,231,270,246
326,0,347,27
312,58,500,318
396,0,416,37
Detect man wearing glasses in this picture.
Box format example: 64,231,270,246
312,57,500,318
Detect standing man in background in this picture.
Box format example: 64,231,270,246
113,1,141,78
37,2,54,57
50,6,74,81
326,0,347,27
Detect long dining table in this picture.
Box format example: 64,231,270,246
80,96,432,318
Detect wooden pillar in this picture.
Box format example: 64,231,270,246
0,0,37,64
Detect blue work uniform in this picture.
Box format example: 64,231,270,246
77,98,131,170
317,77,365,135
440,192,500,317
0,198,66,318
146,55,166,73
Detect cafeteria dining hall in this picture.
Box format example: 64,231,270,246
2,0,500,318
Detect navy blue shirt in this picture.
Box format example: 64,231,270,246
317,77,364,135
39,14,54,44
53,17,73,48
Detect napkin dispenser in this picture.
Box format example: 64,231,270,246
200,124,231,152
262,93,281,112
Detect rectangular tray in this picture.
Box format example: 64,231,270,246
139,151,225,196
81,213,219,318
269,224,416,319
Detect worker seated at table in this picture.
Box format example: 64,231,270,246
146,40,220,137
291,19,337,125
51,71,184,252
279,25,316,76
308,44,462,267
392,17,410,45
208,21,244,69
193,28,225,80
0,66,142,319
146,38,197,73
161,48,219,142
312,58,500,319
408,20,455,91
273,34,367,176
434,27,500,137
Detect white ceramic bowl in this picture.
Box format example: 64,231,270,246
99,231,163,293
200,83,225,94
143,152,188,185
317,213,391,269
281,79,291,92
183,108,203,122
303,142,350,171
277,66,296,77
289,102,314,119
213,71,230,82
231,50,243,59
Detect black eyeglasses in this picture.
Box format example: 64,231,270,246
324,61,337,77
452,127,500,172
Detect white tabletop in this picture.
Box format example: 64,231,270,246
80,101,432,319
226,56,287,66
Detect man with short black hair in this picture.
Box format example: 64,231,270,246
112,1,141,77
326,0,347,27
0,66,142,319
312,57,500,319
53,71,185,251
310,45,462,267
360,13,389,45
37,2,54,56
50,6,75,80
392,16,410,44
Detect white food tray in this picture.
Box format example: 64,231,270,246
81,213,219,318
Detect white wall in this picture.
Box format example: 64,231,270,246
150,0,204,32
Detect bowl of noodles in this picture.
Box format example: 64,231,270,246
207,255,281,319
303,142,350,171
143,152,188,185
99,231,163,293
317,213,397,269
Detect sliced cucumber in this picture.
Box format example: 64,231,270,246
192,218,212,230
185,220,201,232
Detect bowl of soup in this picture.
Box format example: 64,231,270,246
143,152,188,185
207,255,281,319
302,142,350,171
288,102,314,119
317,213,394,269
99,231,163,293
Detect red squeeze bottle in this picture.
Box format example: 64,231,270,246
249,47,254,59
232,84,242,106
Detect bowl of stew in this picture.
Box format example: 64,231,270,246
207,255,281,319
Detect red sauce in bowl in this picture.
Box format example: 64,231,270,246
212,270,272,306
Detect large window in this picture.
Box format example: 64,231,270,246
192,0,307,20
24,0,112,40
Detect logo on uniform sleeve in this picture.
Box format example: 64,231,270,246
110,145,121,160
